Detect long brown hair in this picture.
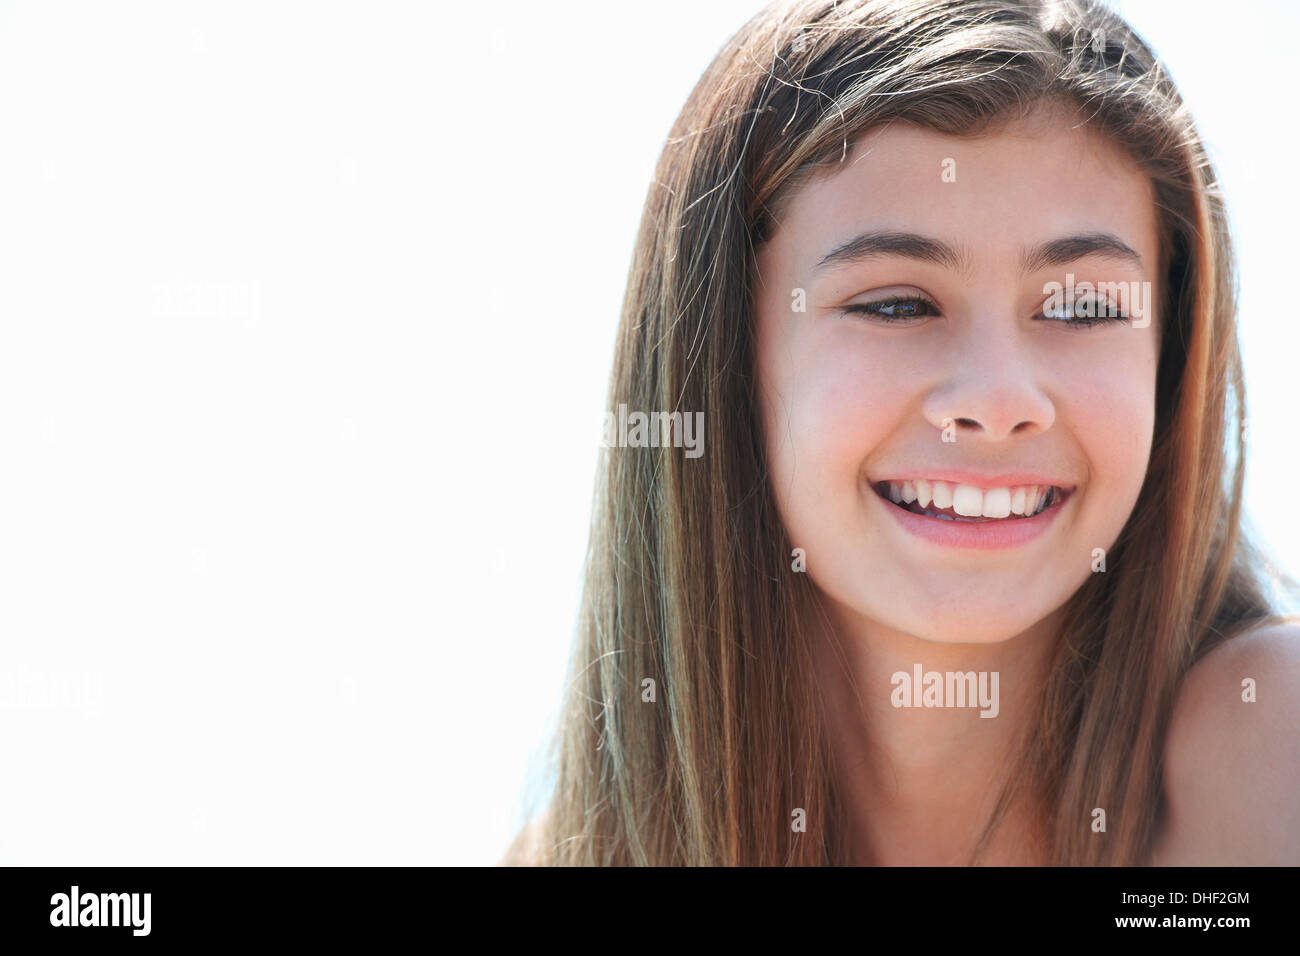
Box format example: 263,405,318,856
520,0,1282,865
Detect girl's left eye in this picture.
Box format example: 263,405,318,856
1038,296,1129,325
842,295,938,322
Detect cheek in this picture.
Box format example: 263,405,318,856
1050,337,1157,523
762,336,911,492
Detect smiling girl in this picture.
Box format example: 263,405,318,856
508,0,1300,865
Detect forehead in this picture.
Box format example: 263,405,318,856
761,106,1161,279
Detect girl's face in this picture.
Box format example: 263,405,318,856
754,107,1161,643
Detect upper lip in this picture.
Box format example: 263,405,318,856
868,469,1076,490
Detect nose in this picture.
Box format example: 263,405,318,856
921,330,1055,441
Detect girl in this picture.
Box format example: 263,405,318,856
508,0,1300,865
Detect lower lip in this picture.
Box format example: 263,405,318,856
875,488,1071,550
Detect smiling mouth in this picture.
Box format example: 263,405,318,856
871,478,1072,522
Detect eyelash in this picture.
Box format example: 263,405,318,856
842,295,1130,326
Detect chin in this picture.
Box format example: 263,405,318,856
899,616,1042,645
831,583,1067,645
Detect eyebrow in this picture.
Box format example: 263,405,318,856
812,230,1144,277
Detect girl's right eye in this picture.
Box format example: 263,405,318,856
842,295,939,322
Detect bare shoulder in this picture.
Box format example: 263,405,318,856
498,814,549,866
1150,618,1300,865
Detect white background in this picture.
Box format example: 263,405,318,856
0,1,1292,865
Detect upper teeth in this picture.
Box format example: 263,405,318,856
885,480,1056,517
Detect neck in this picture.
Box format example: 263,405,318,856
813,603,1063,865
